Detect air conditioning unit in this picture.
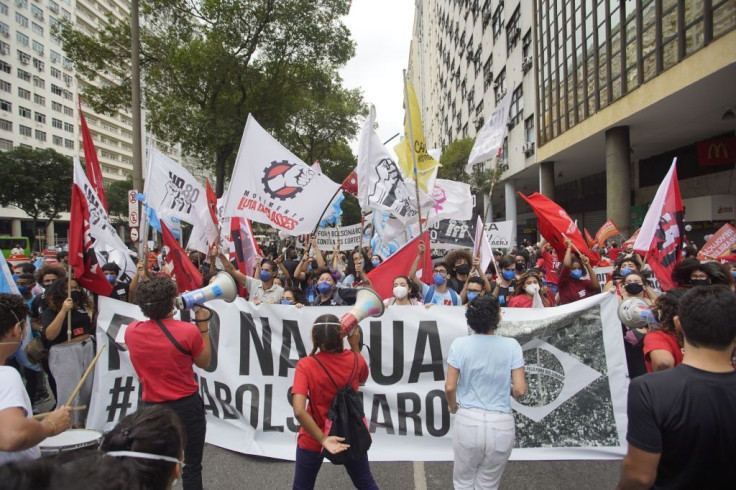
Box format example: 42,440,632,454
506,120,515,129
49,5,58,13
523,142,535,155
2,31,9,38
522,56,533,72
499,160,509,172
20,57,29,65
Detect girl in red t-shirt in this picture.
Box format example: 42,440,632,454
644,290,686,372
507,272,554,308
291,314,378,489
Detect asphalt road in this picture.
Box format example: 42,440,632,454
178,443,621,489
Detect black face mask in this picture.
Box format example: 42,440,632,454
515,263,525,272
455,264,470,275
624,283,644,295
71,290,87,304
690,279,711,287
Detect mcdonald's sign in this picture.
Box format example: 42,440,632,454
697,136,736,167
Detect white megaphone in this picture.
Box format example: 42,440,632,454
339,287,385,336
175,271,238,310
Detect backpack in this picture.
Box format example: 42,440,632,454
311,352,372,465
424,285,459,305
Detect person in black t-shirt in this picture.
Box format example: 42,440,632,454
101,263,129,302
617,286,736,489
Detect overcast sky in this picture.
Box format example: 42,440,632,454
339,0,416,153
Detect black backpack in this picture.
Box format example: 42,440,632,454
311,352,372,465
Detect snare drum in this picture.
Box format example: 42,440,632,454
40,429,103,457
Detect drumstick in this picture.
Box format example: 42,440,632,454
33,405,87,420
65,343,106,407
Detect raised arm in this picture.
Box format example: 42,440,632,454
311,237,326,269
408,241,426,290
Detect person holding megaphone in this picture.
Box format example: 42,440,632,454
125,276,211,490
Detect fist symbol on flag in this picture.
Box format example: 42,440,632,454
262,160,314,200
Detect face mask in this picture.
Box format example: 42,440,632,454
525,284,540,295
317,281,332,295
12,274,19,282
31,285,43,296
466,292,479,303
620,267,633,277
259,270,272,282
433,274,446,286
71,290,87,304
570,269,583,280
732,271,736,279
17,285,30,295
455,264,470,275
502,270,515,281
393,285,408,299
624,283,644,295
690,279,711,287
106,275,117,284
281,299,293,305
516,263,525,272
541,278,547,286
371,260,381,267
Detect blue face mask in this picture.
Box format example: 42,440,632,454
433,273,446,286
502,270,515,281
17,285,30,295
317,281,332,295
106,275,117,284
12,274,19,282
732,271,736,279
281,299,293,305
259,270,272,282
620,267,633,277
466,292,479,303
371,260,380,267
570,269,583,280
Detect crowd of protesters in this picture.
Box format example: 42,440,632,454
0,233,734,489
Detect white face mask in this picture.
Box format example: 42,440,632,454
393,285,408,299
525,284,540,295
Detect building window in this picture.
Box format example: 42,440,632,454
17,68,30,81
62,105,72,116
31,21,42,35
52,117,62,129
18,105,30,118
64,138,73,149
52,134,62,146
30,4,42,20
16,31,29,46
19,124,31,136
0,118,10,131
524,115,535,143
34,111,44,123
15,12,28,27
34,129,45,141
32,57,43,71
0,99,11,111
0,138,12,150
0,40,8,55
50,67,61,79
50,50,61,63
31,40,43,55
33,93,44,105
17,49,30,64
18,87,30,100
494,68,506,102
0,79,9,93
522,30,532,59
506,6,521,51
483,55,493,91
509,85,523,127
51,83,62,95
0,21,8,37
0,2,8,16
492,3,504,40
0,61,10,74
32,76,43,89
51,101,62,112
63,121,72,132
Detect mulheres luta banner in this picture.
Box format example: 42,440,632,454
89,293,628,461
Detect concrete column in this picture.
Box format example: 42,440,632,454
45,221,55,247
11,219,21,237
504,180,517,246
539,161,556,200
606,126,632,236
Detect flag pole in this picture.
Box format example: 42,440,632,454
66,265,73,342
138,135,153,258
311,187,342,237
402,69,424,237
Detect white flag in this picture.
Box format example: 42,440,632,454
73,158,136,282
357,106,417,223
425,179,473,226
222,115,340,235
473,216,493,274
144,148,209,231
466,90,513,173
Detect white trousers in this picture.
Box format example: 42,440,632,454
452,408,515,490
49,339,95,427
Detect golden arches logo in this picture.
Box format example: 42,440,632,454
707,143,728,160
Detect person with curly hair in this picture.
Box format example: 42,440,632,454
644,290,686,373
671,258,733,288
41,278,96,425
444,249,473,293
101,405,186,490
445,295,527,489
0,293,71,464
125,276,211,490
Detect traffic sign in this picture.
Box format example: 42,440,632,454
130,227,139,243
128,190,139,227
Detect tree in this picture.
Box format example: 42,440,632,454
105,175,134,225
60,0,363,197
0,147,72,246
438,137,498,195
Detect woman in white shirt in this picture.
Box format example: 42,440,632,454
444,295,527,490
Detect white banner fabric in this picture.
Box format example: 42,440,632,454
466,91,513,171
294,223,363,251
89,293,628,461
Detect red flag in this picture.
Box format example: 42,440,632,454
584,228,595,248
230,217,263,278
205,178,219,228
632,160,684,291
160,221,203,293
366,232,432,299
697,224,736,260
623,228,640,249
79,101,108,212
594,219,622,248
341,170,358,196
518,192,600,266
69,184,113,296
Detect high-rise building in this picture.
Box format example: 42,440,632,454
409,0,736,245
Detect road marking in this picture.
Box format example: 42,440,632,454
413,461,428,490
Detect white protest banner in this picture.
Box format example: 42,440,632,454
466,90,512,172
485,220,514,248
425,179,473,226
222,115,340,235
429,219,513,250
89,293,627,461
295,223,363,251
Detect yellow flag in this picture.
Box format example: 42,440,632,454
395,82,440,193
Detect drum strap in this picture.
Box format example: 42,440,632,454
154,320,192,356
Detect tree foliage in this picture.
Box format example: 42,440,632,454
105,175,134,225
438,137,497,196
0,147,72,228
60,0,365,196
